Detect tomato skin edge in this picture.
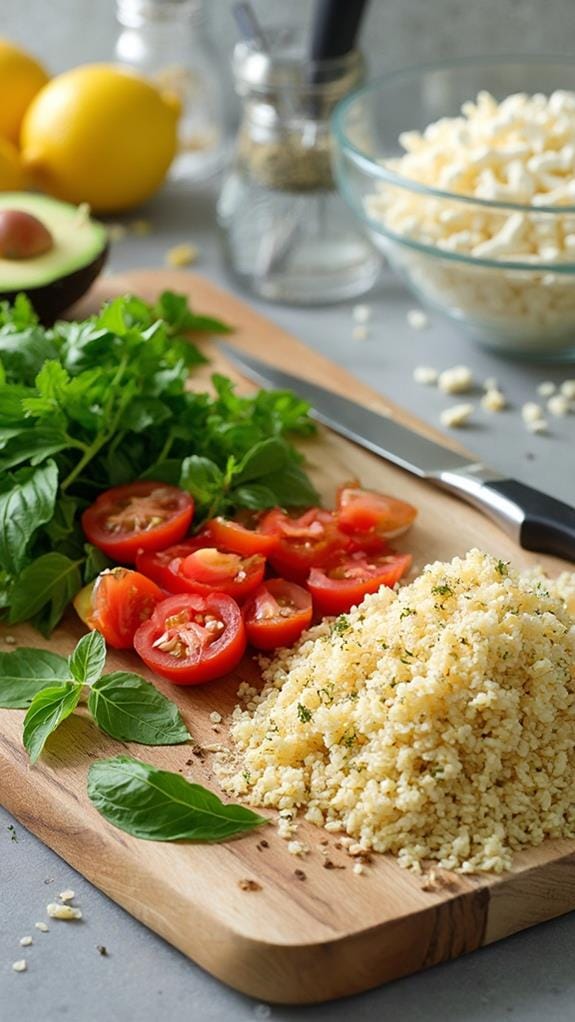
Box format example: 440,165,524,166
308,553,412,616
243,579,312,651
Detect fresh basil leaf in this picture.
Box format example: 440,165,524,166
233,437,289,485
0,459,59,574
179,455,224,506
260,462,320,508
138,459,183,486
88,673,190,745
87,754,266,841
23,681,83,764
83,543,112,583
154,291,231,336
231,483,278,510
0,326,59,384
0,428,69,472
0,647,70,708
8,553,82,632
68,630,106,685
120,398,171,433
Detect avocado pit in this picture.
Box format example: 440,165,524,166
0,209,54,259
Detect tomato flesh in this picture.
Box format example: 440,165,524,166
167,548,266,601
243,579,313,651
261,507,347,583
133,592,246,685
79,567,165,649
135,533,211,588
207,516,279,556
308,551,412,615
82,481,194,564
336,484,417,540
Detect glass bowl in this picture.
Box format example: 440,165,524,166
332,57,575,360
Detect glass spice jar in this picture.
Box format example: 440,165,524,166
115,0,227,182
217,26,381,304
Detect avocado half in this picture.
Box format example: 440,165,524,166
0,192,108,322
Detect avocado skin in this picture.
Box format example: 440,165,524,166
0,244,109,323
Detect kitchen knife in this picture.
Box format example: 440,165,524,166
219,343,575,562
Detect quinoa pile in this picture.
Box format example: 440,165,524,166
217,549,575,873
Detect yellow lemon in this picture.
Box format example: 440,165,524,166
0,39,49,144
21,64,180,214
0,138,26,191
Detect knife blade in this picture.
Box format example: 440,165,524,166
220,343,575,562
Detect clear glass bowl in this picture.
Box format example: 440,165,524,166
332,57,575,360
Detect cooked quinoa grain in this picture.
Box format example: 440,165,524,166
217,550,575,874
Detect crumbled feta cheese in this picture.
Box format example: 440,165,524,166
352,324,369,341
521,401,544,423
352,303,372,323
46,903,82,920
19,937,32,947
58,889,75,903
481,388,506,412
12,959,27,972
413,365,438,385
526,417,548,434
209,711,223,724
34,922,49,932
3,634,16,644
438,365,474,394
547,393,571,416
352,862,366,875
560,379,575,399
406,308,429,330
287,840,309,856
537,381,556,398
440,403,474,428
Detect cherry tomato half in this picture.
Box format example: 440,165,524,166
336,484,417,540
167,547,266,602
82,481,194,564
260,507,346,583
135,532,212,589
75,567,165,649
308,551,412,616
133,592,246,685
243,579,313,651
207,515,280,557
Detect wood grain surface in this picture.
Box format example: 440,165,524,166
1,270,574,1004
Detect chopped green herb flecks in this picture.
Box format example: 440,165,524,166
495,560,509,577
399,606,416,620
431,583,453,597
297,703,313,723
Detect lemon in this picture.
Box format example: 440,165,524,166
0,138,26,191
21,64,180,214
0,39,49,144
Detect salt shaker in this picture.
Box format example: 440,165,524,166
217,26,380,304
115,0,226,182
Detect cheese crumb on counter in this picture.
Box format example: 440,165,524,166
526,418,548,434
521,401,544,424
438,365,474,395
481,388,506,413
19,937,32,947
560,379,575,399
12,960,27,973
352,304,372,324
537,381,556,398
547,394,571,417
209,711,223,725
58,889,75,903
34,922,48,933
165,243,199,268
440,403,474,428
413,366,438,385
406,308,429,330
217,549,575,874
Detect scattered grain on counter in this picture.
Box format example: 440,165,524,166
46,903,82,921
353,304,372,324
34,922,48,933
406,308,428,330
413,366,438,386
12,959,27,973
165,243,199,268
547,394,571,417
481,388,506,413
440,402,474,428
19,937,32,947
217,550,575,874
438,365,474,395
560,380,575,399
537,381,556,398
58,889,75,902
352,324,369,342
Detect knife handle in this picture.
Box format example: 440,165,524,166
484,479,575,562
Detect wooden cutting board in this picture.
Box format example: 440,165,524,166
1,269,574,1005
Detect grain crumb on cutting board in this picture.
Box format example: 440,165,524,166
47,902,82,920
217,550,575,875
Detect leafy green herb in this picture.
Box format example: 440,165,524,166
7,823,17,842
88,672,190,745
87,754,266,842
399,606,416,620
0,647,70,708
68,630,107,685
431,583,453,597
297,703,313,723
495,560,509,577
0,292,317,632
332,614,351,636
23,681,83,764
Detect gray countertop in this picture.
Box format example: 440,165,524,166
2,0,575,1016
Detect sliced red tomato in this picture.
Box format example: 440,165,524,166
243,579,313,651
207,515,280,557
167,547,266,602
308,551,412,616
133,592,246,685
76,567,165,649
135,532,212,589
260,507,347,583
336,483,417,540
82,481,194,564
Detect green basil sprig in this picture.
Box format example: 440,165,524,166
0,631,191,761
88,755,266,842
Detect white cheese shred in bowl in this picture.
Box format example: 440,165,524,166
217,550,575,874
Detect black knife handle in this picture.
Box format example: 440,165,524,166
487,479,575,561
